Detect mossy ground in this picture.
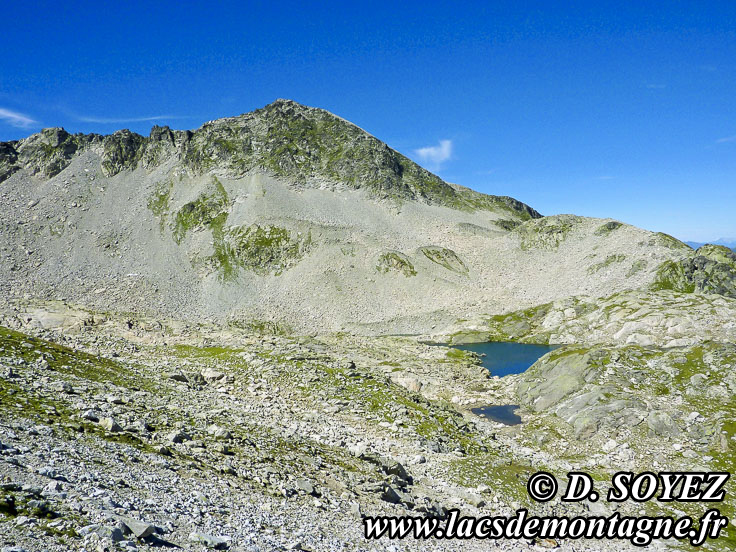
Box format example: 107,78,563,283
216,225,311,278
651,260,696,293
516,216,580,250
167,339,497,489
0,326,138,389
626,258,648,277
376,252,417,277
493,219,520,231
587,253,626,274
594,220,623,236
147,178,173,231
0,327,175,455
482,302,554,343
0,327,380,504
653,231,691,250
172,177,229,244
420,247,468,274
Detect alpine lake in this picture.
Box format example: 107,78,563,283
450,341,559,426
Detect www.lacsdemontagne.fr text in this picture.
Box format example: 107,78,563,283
363,508,728,547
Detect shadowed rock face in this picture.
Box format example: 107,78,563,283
0,142,19,182
101,130,147,176
1,128,100,180
652,244,736,298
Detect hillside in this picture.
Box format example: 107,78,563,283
1,99,725,336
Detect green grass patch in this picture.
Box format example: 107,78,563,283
377,251,417,277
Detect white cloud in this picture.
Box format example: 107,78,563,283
0,107,37,128
716,135,736,144
414,139,453,169
76,114,180,124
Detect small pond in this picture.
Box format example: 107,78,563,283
451,341,559,377
471,405,522,426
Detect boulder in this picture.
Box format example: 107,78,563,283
647,411,680,437
201,368,225,383
188,532,231,549
99,418,123,433
121,518,155,539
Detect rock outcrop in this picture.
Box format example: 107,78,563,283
652,244,736,298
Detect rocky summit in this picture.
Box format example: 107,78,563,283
1,100,735,552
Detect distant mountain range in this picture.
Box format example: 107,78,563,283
685,239,736,252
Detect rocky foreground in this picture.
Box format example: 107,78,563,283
1,299,734,551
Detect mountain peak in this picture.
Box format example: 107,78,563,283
267,98,305,108
0,100,540,219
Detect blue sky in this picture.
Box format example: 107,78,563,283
2,1,735,241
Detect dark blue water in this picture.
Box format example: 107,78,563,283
452,341,559,377
471,405,522,425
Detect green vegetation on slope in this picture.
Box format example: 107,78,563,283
163,177,312,280
420,246,468,273
215,225,312,278
147,178,173,231
515,215,582,250
376,251,417,277
173,177,230,244
594,220,623,236
587,254,626,274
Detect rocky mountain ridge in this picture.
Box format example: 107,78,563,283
1,99,718,336
0,99,540,218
